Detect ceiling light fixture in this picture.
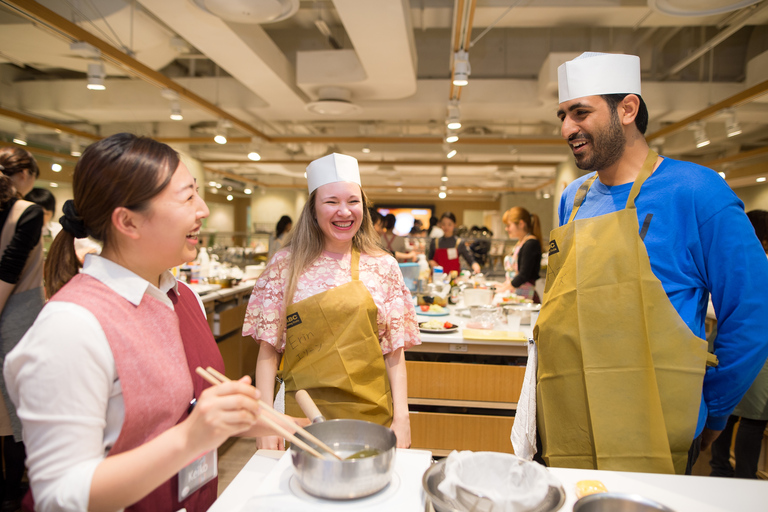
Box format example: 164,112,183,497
723,108,742,137
13,125,27,146
446,149,457,159
446,100,461,130
247,138,261,161
438,191,447,199
718,171,726,179
452,50,470,87
757,177,767,183
362,145,371,154
86,61,106,91
214,119,229,144
169,101,183,121
445,130,459,144
441,167,449,181
70,141,81,157
226,194,233,201
397,187,403,193
50,182,58,188
690,121,709,148
244,188,252,195
51,162,62,172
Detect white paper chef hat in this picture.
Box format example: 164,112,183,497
306,153,361,193
558,52,641,104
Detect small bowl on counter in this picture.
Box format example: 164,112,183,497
573,493,676,512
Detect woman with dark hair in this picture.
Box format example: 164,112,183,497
0,146,43,510
267,215,292,260
4,134,277,512
380,213,417,263
499,206,543,302
427,212,481,275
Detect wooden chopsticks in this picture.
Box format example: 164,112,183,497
194,366,342,461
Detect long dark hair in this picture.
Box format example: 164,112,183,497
275,215,292,237
45,133,179,297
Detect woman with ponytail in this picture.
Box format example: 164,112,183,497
4,134,280,512
0,146,43,510
499,206,543,303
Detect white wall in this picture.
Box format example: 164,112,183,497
206,203,235,232
250,189,307,233
735,184,768,212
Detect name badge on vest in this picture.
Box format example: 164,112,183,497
447,248,458,260
178,449,217,502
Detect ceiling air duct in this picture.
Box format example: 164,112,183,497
192,0,299,24
305,87,361,116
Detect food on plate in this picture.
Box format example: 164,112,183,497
420,304,430,312
420,319,455,330
428,304,446,313
501,294,534,304
575,479,607,498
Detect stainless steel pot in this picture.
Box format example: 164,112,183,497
573,493,676,512
290,419,397,499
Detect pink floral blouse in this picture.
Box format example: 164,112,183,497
243,249,421,354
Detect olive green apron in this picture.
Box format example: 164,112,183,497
534,150,708,474
279,249,393,426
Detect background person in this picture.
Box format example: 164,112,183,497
267,215,292,261
427,215,443,239
0,147,43,511
25,188,101,267
244,153,419,451
709,210,768,479
499,206,542,303
4,134,276,512
529,52,768,475
381,213,418,263
427,211,481,275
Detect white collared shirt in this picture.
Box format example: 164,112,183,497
4,255,204,512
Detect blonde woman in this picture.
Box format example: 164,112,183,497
243,153,419,450
500,206,542,302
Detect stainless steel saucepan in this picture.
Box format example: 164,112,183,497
290,390,397,500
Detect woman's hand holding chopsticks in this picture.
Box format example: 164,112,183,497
181,374,264,455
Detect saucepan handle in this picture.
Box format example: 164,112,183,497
295,390,326,423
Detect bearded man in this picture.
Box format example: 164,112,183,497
524,52,768,475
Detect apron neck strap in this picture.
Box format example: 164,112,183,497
625,149,659,210
351,248,360,281
568,148,659,222
568,174,599,223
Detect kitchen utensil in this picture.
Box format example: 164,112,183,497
573,493,676,512
502,303,541,325
195,367,341,460
294,390,381,460
291,419,397,499
422,458,565,512
295,389,326,423
468,305,502,329
462,288,493,307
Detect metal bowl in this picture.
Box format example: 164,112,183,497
573,493,676,512
290,419,397,500
422,458,565,512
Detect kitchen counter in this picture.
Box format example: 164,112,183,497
211,449,768,512
407,305,532,456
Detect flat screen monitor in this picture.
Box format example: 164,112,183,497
376,205,433,236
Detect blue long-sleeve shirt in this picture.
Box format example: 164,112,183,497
558,157,768,436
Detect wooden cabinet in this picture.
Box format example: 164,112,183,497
406,358,526,456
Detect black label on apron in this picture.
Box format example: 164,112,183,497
286,312,302,329
549,239,560,256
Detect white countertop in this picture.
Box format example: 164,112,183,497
415,306,533,346
212,449,768,512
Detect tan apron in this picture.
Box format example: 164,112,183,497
534,150,708,474
279,249,393,426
